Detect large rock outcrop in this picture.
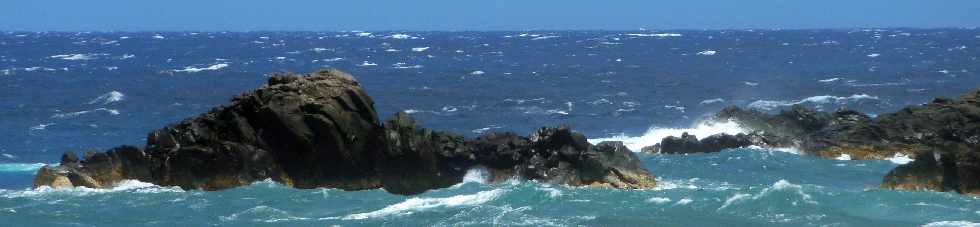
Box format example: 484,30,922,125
33,69,655,195
639,89,980,195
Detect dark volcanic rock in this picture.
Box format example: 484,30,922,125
33,69,656,194
642,132,754,154
706,89,980,195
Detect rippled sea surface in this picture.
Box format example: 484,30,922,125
2,30,980,226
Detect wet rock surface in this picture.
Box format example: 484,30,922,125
679,89,980,195
33,69,656,194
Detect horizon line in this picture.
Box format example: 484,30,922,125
2,26,979,33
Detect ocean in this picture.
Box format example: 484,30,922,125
1,29,979,226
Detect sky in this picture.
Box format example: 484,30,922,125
2,0,979,31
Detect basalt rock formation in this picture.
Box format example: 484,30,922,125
33,69,655,195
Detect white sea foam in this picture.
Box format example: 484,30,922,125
411,47,430,52
0,163,49,172
836,154,852,161
174,63,229,73
537,186,562,198
675,198,693,205
867,53,881,58
472,125,502,134
923,221,980,227
51,108,120,119
50,53,100,60
888,153,914,165
747,94,879,111
697,50,718,56
700,98,725,105
625,33,682,37
386,34,416,39
152,34,165,39
818,77,842,83
461,167,489,185
357,61,378,67
470,70,485,75
530,35,559,40
88,91,125,105
743,81,759,86
647,197,672,204
1,180,183,198
588,120,748,152
718,179,815,211
30,123,55,131
220,205,309,223
342,189,504,220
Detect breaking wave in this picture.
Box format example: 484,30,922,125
747,94,879,111
588,120,748,151
88,91,125,105
0,163,49,172
342,189,504,220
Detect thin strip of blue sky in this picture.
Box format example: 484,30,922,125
1,0,978,31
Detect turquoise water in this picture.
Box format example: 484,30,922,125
3,30,980,226
2,149,978,226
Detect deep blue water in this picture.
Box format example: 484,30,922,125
1,30,979,226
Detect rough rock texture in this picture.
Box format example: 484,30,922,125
704,90,980,194
33,69,656,195
642,133,754,154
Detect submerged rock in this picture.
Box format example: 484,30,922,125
33,69,655,194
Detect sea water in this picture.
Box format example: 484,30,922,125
1,30,979,226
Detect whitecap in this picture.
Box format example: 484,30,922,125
747,94,878,111
818,77,842,83
461,167,489,185
697,50,718,56
664,105,686,112
743,81,759,86
867,53,881,58
357,61,378,67
49,53,101,60
647,197,672,204
675,198,693,205
411,47,430,52
923,221,980,227
699,98,725,105
0,163,49,172
625,33,682,37
469,70,485,75
537,186,562,198
51,108,120,119
836,154,852,160
342,189,504,220
386,34,415,39
472,125,502,134
152,34,165,39
2,180,183,198
588,120,747,151
174,63,229,73
530,36,559,40
889,153,914,165
718,179,816,211
30,123,55,131
88,91,125,105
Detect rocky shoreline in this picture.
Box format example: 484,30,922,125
32,69,980,196
32,69,655,195
640,90,980,195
